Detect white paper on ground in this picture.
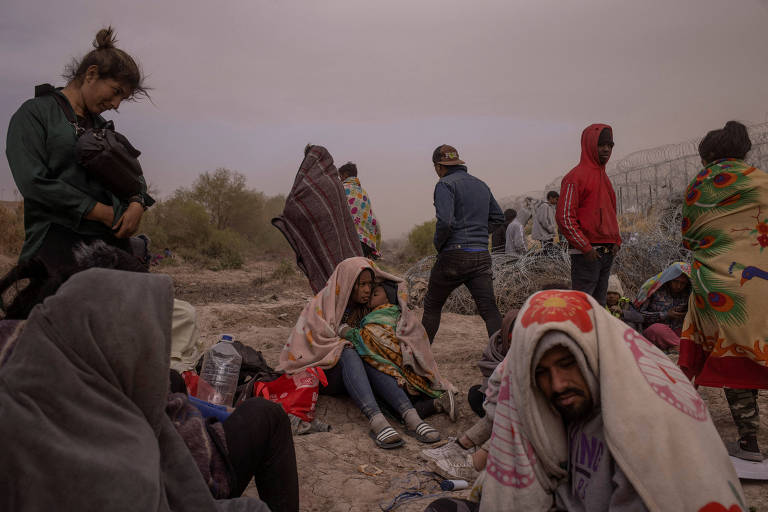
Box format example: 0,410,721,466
730,456,768,480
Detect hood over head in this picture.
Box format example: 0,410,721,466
579,123,612,169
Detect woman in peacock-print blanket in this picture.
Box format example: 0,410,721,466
341,281,442,399
679,121,768,462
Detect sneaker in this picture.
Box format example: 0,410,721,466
434,391,457,422
421,438,478,480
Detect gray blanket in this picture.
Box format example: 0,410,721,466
0,268,268,511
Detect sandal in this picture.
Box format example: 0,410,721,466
405,422,441,444
370,427,404,449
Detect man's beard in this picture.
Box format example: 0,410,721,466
551,388,594,422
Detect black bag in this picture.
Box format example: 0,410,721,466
44,86,144,199
75,121,144,199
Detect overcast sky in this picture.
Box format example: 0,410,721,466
1,0,767,238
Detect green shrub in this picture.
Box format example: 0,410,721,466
406,219,437,260
138,168,292,267
201,229,245,269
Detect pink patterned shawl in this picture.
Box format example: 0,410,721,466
277,257,450,393
476,290,745,512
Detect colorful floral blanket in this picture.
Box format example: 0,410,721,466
277,257,451,396
633,261,691,308
343,177,382,257
474,289,745,512
345,304,440,398
680,159,768,388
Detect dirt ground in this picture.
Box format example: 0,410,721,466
151,260,768,512
2,253,764,510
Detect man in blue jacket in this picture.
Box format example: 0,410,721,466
422,145,505,344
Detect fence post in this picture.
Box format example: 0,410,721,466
619,186,623,214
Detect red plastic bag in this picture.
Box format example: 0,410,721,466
254,367,327,422
182,371,200,397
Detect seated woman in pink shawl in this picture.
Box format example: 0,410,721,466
278,257,453,449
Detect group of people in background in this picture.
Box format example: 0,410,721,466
2,25,767,512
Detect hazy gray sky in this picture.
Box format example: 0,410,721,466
2,0,767,238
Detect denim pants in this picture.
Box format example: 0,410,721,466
321,346,413,419
570,250,614,306
422,250,502,343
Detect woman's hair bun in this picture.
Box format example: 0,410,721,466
724,120,748,136
93,26,117,50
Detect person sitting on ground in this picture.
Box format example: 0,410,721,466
532,191,559,251
338,161,382,259
622,262,691,352
605,274,630,318
278,257,454,449
167,370,299,512
438,283,569,479
425,289,745,512
0,244,299,512
0,268,273,511
491,209,516,254
339,282,451,416
505,208,526,256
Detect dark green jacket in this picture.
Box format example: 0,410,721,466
5,85,154,261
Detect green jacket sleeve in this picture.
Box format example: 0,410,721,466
6,101,96,229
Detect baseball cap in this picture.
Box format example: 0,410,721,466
432,144,465,166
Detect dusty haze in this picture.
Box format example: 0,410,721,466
1,0,767,239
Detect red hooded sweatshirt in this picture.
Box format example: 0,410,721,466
556,124,621,253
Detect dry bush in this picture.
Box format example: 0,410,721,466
0,203,24,257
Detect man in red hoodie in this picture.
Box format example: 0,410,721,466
556,124,621,306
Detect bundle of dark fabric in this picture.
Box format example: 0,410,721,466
272,145,363,293
166,393,233,499
0,268,268,511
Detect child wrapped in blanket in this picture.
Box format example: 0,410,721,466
340,281,444,402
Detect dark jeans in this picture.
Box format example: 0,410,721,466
424,498,479,512
570,250,614,306
224,398,299,512
321,346,414,418
422,250,502,343
467,384,486,417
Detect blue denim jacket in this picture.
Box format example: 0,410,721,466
433,166,505,252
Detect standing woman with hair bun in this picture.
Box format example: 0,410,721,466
5,26,153,272
679,120,768,462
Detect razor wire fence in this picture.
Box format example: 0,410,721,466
505,122,768,215
404,204,690,315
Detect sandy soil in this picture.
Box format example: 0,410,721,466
152,260,768,512
2,255,764,511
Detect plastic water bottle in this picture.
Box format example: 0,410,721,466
199,334,242,406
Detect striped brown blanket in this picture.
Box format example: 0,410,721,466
272,145,363,293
